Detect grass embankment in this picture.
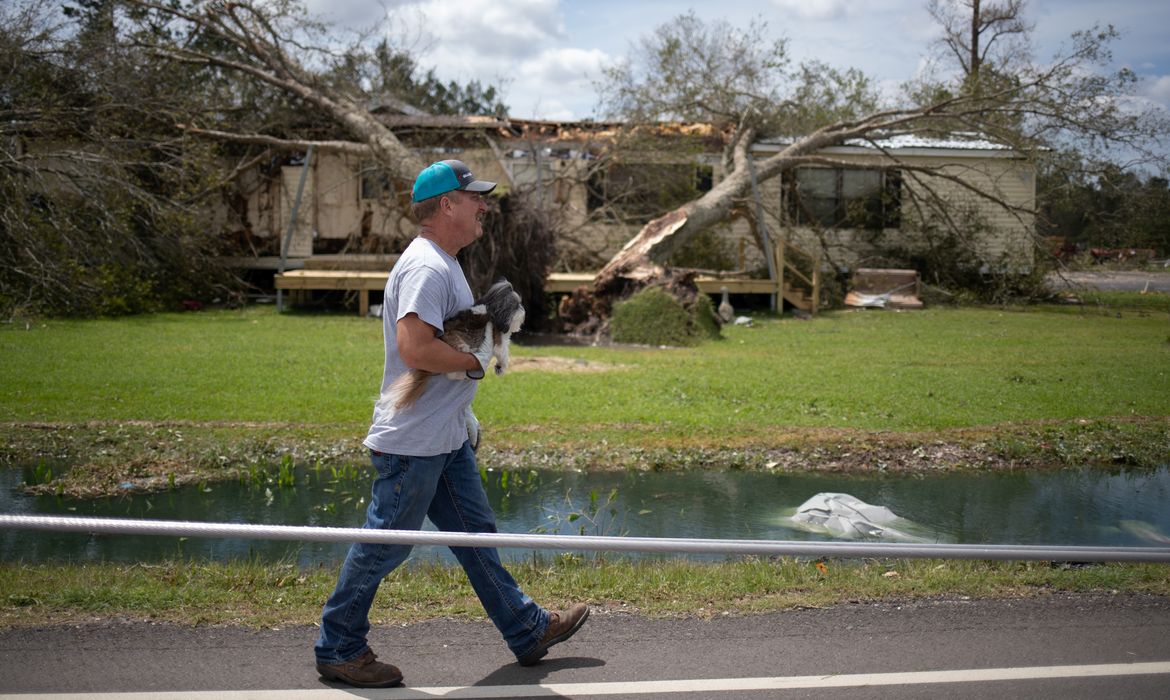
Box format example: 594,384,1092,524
4,558,1169,628
2,294,1169,626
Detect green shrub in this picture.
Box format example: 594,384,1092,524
692,291,721,339
611,285,722,346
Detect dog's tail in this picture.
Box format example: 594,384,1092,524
378,370,430,411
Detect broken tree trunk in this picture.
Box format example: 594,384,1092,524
561,125,874,335
560,154,756,334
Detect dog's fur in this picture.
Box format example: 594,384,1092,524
380,279,525,411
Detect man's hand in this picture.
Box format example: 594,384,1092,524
465,406,481,451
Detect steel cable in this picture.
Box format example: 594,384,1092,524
3,514,1170,562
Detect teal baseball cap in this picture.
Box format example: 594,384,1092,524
411,159,497,203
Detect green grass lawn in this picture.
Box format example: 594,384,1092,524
2,300,1168,626
3,302,1168,443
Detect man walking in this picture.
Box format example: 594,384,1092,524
314,159,588,688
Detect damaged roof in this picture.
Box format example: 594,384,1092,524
757,132,1017,155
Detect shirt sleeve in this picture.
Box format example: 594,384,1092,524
394,264,448,334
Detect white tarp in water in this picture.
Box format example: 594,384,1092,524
789,492,931,541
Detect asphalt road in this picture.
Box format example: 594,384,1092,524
2,594,1168,699
1046,269,1170,293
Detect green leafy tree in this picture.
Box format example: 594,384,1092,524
1039,164,1170,255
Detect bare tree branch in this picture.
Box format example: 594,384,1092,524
175,124,373,155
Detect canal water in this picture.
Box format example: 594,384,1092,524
2,463,1168,567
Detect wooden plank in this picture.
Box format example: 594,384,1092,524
702,276,778,294
545,272,780,295
545,272,594,292
221,256,305,271
274,269,388,291
302,254,400,271
851,268,919,295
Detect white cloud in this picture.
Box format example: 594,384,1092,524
416,0,564,59
513,97,577,122
381,1,612,119
304,0,391,28
1143,75,1170,107
385,0,571,114
509,47,610,119
518,47,608,86
768,0,849,21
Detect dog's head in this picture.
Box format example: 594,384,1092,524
478,279,525,333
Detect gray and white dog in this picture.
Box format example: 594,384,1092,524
380,279,525,412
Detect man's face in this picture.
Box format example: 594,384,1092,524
446,190,488,244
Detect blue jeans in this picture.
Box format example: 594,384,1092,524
314,441,549,664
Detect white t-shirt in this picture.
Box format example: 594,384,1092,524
363,237,477,456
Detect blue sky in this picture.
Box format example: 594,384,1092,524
315,0,1170,122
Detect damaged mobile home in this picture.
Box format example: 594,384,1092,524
218,112,1035,313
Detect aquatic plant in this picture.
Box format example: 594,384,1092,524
24,459,53,486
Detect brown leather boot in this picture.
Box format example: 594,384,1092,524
518,603,590,666
317,649,403,688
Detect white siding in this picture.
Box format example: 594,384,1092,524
226,142,1034,271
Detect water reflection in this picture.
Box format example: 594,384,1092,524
2,464,1168,567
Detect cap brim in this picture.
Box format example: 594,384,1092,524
463,180,496,194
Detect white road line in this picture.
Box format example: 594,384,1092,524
5,661,1170,699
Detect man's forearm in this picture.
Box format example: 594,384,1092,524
397,314,481,374
403,337,481,374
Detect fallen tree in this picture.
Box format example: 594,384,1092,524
559,7,1166,330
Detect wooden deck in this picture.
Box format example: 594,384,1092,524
274,270,390,316
544,273,781,295
274,269,787,316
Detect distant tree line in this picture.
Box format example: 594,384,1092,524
1039,165,1170,257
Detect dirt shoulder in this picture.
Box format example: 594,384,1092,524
1046,268,1170,293
3,416,1167,499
